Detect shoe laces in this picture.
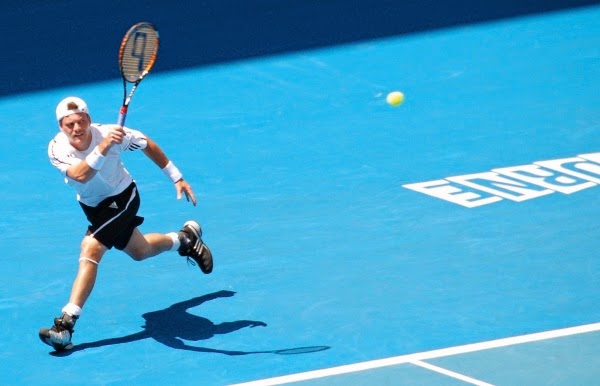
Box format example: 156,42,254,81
186,257,197,266
54,314,76,332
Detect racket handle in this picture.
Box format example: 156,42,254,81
117,105,128,127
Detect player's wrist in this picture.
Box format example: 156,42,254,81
85,146,106,170
162,161,183,183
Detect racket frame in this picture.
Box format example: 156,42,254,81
117,22,159,127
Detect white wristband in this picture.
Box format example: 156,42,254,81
85,146,105,170
162,161,183,183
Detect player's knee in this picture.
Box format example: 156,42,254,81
122,229,152,261
126,245,149,261
128,250,145,261
80,236,105,259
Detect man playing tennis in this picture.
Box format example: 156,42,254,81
39,96,213,351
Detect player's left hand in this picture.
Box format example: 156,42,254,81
175,179,197,206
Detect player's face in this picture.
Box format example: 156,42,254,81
60,113,91,150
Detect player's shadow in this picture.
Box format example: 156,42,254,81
52,290,329,357
53,290,264,356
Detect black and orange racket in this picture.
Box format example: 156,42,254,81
117,22,159,127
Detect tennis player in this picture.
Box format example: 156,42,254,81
39,96,213,350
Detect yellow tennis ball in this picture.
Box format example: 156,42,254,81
386,91,404,106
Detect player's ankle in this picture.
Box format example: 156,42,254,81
61,303,82,318
167,232,181,251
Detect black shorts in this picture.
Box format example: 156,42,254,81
79,182,144,250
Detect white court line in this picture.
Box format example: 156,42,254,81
230,322,600,386
410,360,494,386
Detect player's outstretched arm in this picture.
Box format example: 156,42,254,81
142,137,197,206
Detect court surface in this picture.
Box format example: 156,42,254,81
1,4,599,385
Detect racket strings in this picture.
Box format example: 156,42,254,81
119,23,159,83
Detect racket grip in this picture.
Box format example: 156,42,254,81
117,106,128,127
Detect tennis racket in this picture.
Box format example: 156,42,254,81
117,22,159,127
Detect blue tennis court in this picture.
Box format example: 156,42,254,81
1,2,599,385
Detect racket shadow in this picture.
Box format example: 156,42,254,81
50,290,330,357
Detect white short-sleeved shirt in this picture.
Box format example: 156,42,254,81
48,123,148,207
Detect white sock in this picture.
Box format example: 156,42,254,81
62,303,82,317
167,232,180,251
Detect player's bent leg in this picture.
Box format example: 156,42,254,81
124,226,213,274
123,228,173,261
